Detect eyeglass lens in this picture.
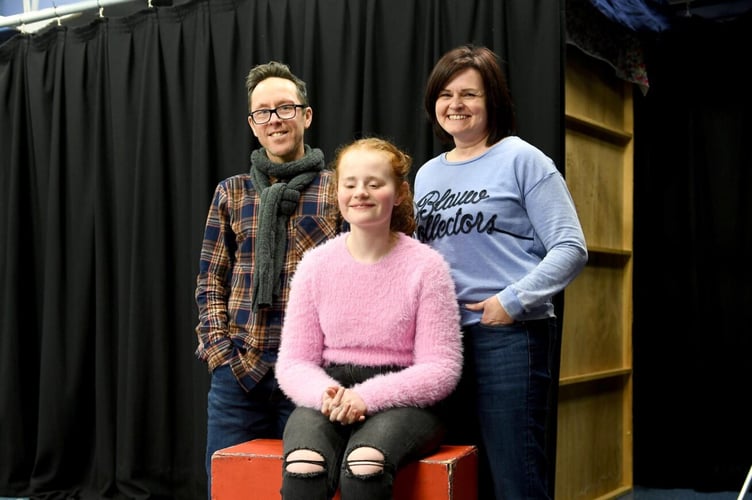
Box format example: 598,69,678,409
250,104,302,124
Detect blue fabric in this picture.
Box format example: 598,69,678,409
205,365,294,499
414,137,587,326
589,0,670,31
450,319,558,499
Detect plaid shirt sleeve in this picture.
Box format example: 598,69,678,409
194,179,238,369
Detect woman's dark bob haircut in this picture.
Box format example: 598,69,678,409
424,44,517,146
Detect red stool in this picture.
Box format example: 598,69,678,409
212,438,478,499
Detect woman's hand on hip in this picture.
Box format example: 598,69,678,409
465,295,514,325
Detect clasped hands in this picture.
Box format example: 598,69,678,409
321,386,366,425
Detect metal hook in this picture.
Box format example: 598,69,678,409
52,0,61,25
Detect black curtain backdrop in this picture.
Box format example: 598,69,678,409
633,12,752,493
0,1,562,498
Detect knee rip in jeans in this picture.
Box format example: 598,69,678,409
284,448,326,476
345,446,385,478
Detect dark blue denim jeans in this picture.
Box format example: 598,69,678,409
445,319,557,500
205,364,294,499
280,364,446,500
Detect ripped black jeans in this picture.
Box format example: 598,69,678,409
280,364,446,500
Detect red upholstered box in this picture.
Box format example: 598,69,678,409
212,438,477,500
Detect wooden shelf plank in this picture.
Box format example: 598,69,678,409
587,245,632,257
566,113,633,146
560,367,632,386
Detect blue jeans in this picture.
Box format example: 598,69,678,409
444,319,557,500
280,364,446,500
205,364,294,499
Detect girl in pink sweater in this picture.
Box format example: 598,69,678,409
275,137,462,499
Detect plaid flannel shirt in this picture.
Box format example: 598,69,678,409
195,169,340,390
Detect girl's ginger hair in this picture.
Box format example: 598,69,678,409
331,137,416,235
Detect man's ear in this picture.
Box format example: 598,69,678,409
248,116,259,138
304,106,313,129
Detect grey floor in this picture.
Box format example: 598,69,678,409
620,486,743,499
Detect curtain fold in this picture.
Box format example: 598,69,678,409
632,13,752,490
0,1,561,497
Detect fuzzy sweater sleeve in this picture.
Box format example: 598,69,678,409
275,244,341,411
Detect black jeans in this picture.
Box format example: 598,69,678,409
281,364,446,500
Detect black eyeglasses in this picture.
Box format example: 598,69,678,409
248,104,306,125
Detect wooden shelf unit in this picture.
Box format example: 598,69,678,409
556,45,634,500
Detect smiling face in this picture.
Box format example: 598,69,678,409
248,77,312,163
435,68,488,146
336,147,404,232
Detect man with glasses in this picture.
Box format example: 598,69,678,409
194,60,341,498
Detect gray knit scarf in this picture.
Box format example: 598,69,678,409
250,145,325,311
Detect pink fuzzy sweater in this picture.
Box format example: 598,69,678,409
276,232,462,414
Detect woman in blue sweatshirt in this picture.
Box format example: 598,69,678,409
414,44,588,500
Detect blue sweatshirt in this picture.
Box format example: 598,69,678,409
414,136,588,325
